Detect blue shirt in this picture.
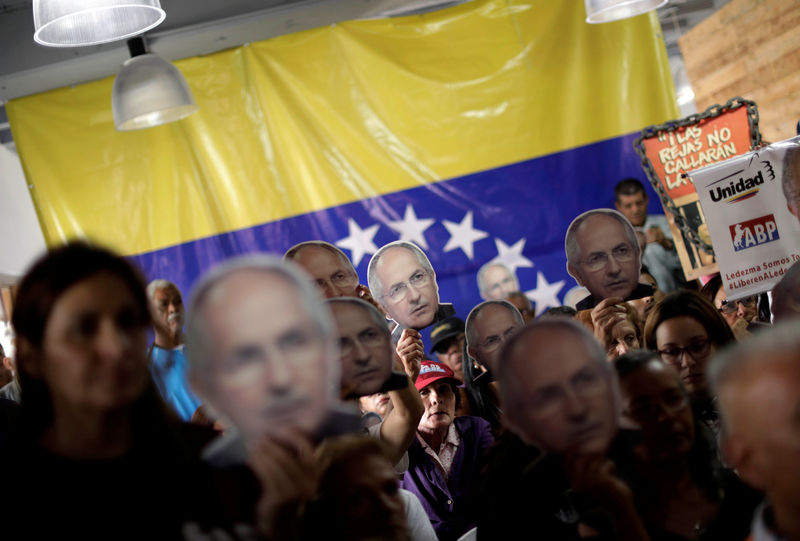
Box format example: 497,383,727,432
148,344,202,421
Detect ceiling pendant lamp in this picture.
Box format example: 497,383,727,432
585,0,668,24
33,0,166,47
111,37,198,131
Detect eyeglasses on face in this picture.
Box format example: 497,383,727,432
718,296,756,315
383,270,432,302
582,244,635,272
657,337,711,365
314,270,357,290
338,327,387,357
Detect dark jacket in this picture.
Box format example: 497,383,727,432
401,415,493,541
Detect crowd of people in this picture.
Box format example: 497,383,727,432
0,177,798,541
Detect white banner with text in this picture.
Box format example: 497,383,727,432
691,136,800,299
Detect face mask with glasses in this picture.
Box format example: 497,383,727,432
582,244,635,272
383,270,433,302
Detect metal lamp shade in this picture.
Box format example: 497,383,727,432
585,0,668,23
112,54,198,131
33,0,166,47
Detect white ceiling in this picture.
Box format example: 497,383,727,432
0,0,729,145
0,0,468,102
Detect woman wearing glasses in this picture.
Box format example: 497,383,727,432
614,351,761,541
643,290,735,433
699,274,768,338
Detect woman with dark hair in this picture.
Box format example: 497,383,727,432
0,242,227,537
614,351,761,541
643,290,734,430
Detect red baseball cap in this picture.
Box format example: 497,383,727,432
415,361,459,391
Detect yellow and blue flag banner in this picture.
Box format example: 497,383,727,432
7,0,677,321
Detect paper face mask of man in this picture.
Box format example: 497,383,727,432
185,256,340,445
368,241,442,331
327,298,397,398
565,209,643,306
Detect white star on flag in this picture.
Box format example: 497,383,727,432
526,271,565,313
387,204,435,250
336,218,380,267
442,211,489,260
491,238,534,274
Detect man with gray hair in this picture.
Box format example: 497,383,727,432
565,208,649,311
476,262,519,301
368,241,454,334
146,279,201,420
478,319,648,540
465,300,524,375
284,240,365,301
186,256,343,447
710,322,800,541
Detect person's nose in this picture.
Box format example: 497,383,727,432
96,320,128,361
606,254,622,275
320,280,336,299
564,388,589,420
265,357,293,392
428,389,440,406
680,350,697,368
616,342,629,357
352,338,371,366
736,302,746,319
407,283,423,303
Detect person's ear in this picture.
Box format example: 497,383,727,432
15,338,40,377
2,355,14,375
722,436,766,491
614,200,623,213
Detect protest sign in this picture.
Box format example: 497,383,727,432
690,137,800,299
634,98,761,281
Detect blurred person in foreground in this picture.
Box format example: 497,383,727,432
186,255,360,537
615,350,761,541
479,318,648,540
0,242,226,537
710,322,800,541
304,435,436,541
770,260,800,322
